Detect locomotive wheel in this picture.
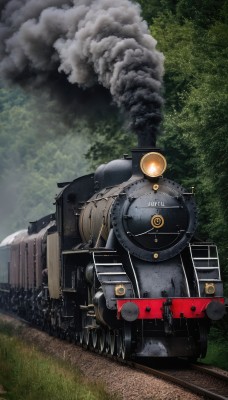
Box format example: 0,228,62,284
110,331,117,356
54,314,61,338
41,319,47,332
74,331,80,344
83,328,91,348
59,329,66,340
79,330,84,345
117,326,132,359
47,323,53,336
199,322,208,358
105,330,111,354
66,330,72,343
55,326,61,338
122,331,131,360
98,329,106,353
116,332,123,358
91,330,98,349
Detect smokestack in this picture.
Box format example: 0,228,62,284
0,0,164,147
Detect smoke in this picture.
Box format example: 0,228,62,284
0,0,164,146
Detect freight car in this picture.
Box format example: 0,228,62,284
0,148,226,360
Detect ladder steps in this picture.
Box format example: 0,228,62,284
193,257,218,260
195,267,219,270
98,272,126,276
102,280,130,284
191,244,217,247
94,250,132,283
95,263,122,266
198,279,222,282
94,250,116,253
189,243,221,296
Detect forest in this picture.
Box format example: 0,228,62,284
0,0,227,296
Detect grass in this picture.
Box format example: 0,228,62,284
0,322,116,400
202,324,228,371
203,340,228,370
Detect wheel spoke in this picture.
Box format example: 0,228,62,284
79,330,83,345
110,331,116,356
117,332,123,358
92,330,98,349
74,331,80,344
199,322,208,358
105,330,111,354
122,324,132,359
83,328,90,348
98,329,105,353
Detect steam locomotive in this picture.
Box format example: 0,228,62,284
0,148,226,360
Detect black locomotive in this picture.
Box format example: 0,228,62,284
0,148,226,359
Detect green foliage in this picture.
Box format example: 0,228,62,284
135,0,163,22
136,0,227,27
136,0,179,22
152,13,196,109
204,339,228,371
176,0,227,28
86,119,137,169
203,317,228,370
0,85,90,239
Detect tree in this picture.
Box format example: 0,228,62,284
0,85,90,239
152,2,228,285
86,119,137,169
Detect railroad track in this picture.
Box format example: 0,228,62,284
1,311,228,400
129,360,228,400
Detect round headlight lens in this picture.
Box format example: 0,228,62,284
140,152,167,178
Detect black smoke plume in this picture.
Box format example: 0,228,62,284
0,0,164,146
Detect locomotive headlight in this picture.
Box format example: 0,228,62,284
140,152,167,178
